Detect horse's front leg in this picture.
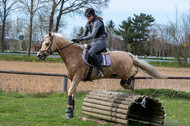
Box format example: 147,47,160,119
65,76,80,119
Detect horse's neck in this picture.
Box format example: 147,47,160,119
55,38,82,66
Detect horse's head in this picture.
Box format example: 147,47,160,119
37,32,57,60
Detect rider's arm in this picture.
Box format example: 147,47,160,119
82,20,102,40
82,24,89,37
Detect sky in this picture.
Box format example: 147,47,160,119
63,0,190,38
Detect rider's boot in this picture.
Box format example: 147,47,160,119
91,54,104,78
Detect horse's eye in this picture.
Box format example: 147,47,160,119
46,43,49,46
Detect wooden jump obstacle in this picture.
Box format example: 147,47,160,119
81,90,165,125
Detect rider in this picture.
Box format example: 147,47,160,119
72,8,107,78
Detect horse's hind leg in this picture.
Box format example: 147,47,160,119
65,76,80,119
120,76,135,90
120,66,138,90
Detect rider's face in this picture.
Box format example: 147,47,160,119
86,15,94,21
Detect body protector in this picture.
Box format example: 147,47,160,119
81,17,107,40
87,18,107,38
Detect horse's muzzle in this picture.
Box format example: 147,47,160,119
37,52,46,60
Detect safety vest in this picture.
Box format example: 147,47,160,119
87,18,107,38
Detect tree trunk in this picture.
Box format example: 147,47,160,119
1,2,7,52
27,0,34,57
162,43,165,57
1,17,6,52
54,0,64,32
49,0,57,32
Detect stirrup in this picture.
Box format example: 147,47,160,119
98,71,104,78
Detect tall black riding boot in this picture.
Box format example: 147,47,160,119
91,54,104,78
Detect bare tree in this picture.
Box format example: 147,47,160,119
37,12,49,39
48,0,61,32
18,0,47,56
0,0,18,52
52,0,110,32
155,24,171,57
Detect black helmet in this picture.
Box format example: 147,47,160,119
85,8,95,17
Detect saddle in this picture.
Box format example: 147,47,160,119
82,48,111,67
82,48,111,81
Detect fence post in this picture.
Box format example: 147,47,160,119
62,77,67,93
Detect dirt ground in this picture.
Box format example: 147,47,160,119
0,61,190,93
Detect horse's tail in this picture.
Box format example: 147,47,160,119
128,53,168,79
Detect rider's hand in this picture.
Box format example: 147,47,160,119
71,37,83,43
71,38,77,43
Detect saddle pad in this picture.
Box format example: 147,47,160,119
82,50,111,67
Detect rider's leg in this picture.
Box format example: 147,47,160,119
91,53,104,78
87,40,106,78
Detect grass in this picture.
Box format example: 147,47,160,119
0,89,190,126
0,91,104,126
0,55,63,63
149,61,190,68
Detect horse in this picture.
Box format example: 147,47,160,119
37,32,168,119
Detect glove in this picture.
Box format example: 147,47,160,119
71,37,83,43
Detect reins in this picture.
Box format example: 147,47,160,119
41,35,75,55
53,42,75,53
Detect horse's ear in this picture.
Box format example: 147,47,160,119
49,32,52,37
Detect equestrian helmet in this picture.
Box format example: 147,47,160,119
85,8,95,17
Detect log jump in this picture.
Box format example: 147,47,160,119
81,90,164,125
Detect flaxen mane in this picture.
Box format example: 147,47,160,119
52,32,85,49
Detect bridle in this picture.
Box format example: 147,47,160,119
40,35,75,57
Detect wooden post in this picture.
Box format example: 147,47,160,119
62,77,67,92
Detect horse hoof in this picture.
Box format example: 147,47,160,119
65,108,73,119
65,113,73,119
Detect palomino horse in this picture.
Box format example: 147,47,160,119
37,32,167,119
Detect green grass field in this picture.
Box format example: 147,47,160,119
0,55,63,63
0,89,190,126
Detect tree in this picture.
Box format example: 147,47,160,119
37,11,49,40
106,20,115,50
77,26,84,37
48,0,61,32
132,13,155,55
115,17,134,51
51,0,110,32
18,0,46,56
0,0,18,52
154,24,170,57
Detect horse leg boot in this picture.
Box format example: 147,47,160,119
65,96,74,119
120,76,135,90
91,54,104,78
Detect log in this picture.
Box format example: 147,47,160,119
82,111,128,125
82,106,127,119
83,102,128,114
86,94,133,105
84,97,130,109
82,90,165,125
89,91,141,100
